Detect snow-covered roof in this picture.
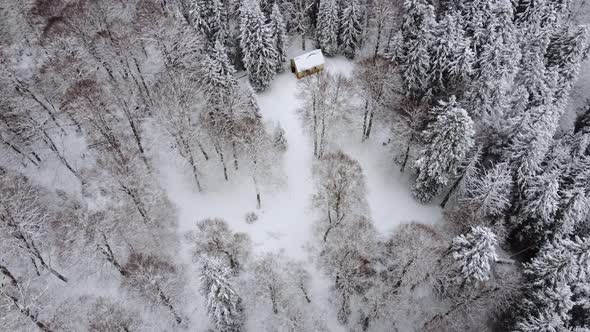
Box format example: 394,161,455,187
293,49,325,72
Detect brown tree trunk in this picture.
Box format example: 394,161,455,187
440,173,464,208
157,284,183,324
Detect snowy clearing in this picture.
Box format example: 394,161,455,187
163,56,442,262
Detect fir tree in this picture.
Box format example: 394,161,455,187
200,257,245,332
465,1,519,123
259,0,276,18
412,96,475,203
457,0,494,57
316,0,339,56
450,226,498,285
463,162,513,221
190,0,227,44
546,25,590,107
430,12,474,97
240,1,278,91
269,4,288,73
273,123,288,151
199,40,239,104
398,0,436,99
517,236,590,330
338,0,364,59
517,170,561,241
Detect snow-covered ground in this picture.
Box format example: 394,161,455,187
158,53,442,329
163,55,442,261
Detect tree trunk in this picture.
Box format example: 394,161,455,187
400,145,411,173
323,224,336,242
384,26,396,55
157,284,183,324
99,234,128,276
365,110,374,140
337,292,351,324
301,32,306,50
185,142,202,192
440,173,465,208
215,144,229,181
300,285,312,303
312,97,318,157
319,117,326,159
362,99,369,141
30,241,68,283
0,264,18,287
1,138,39,166
122,185,152,225
253,174,261,209
270,286,279,314
373,21,383,62
39,126,84,185
197,140,209,160
126,115,150,171
232,141,239,171
5,294,54,332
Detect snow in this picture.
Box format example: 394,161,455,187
159,52,442,330
162,55,442,259
292,49,326,72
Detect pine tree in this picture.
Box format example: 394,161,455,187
517,236,590,330
465,1,518,123
498,34,561,187
517,170,561,241
450,226,498,285
269,4,288,72
316,0,339,56
190,0,228,44
199,40,239,104
260,0,276,18
430,12,474,97
200,257,245,332
457,0,493,57
339,0,364,59
463,162,513,221
273,123,288,151
398,0,436,99
546,25,590,107
240,1,278,91
412,96,475,203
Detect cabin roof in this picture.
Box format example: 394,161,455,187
293,49,325,72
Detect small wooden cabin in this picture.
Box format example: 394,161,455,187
290,49,325,79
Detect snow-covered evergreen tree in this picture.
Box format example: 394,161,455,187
517,236,590,330
338,0,364,59
316,0,339,56
430,12,474,97
200,257,245,332
546,25,590,107
269,4,288,72
199,40,239,103
398,0,436,99
462,162,513,221
259,0,277,17
465,1,519,123
240,1,278,91
450,226,498,284
412,96,475,203
517,169,561,241
190,0,228,44
272,122,288,151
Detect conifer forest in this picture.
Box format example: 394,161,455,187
1,0,590,331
